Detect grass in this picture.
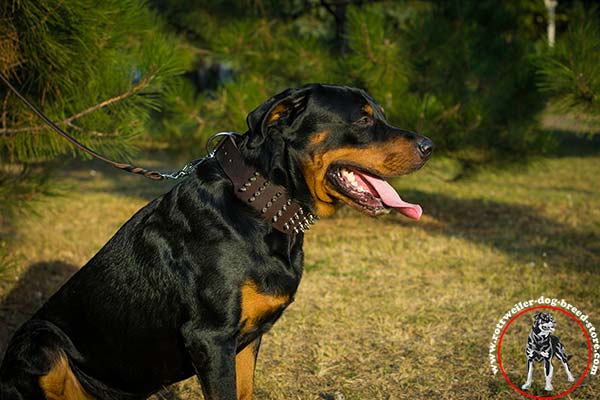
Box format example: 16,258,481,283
1,137,599,399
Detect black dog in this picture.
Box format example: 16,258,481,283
521,312,575,391
0,84,433,400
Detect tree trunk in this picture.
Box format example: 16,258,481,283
321,0,349,56
544,0,558,47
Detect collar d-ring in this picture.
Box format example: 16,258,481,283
205,132,243,157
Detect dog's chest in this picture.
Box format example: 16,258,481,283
528,331,553,359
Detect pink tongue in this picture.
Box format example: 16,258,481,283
357,173,423,220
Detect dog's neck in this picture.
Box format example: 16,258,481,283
213,136,317,235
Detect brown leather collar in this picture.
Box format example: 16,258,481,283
213,136,317,235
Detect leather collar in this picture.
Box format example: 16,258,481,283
213,136,317,235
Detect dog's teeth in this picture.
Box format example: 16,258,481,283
346,170,357,185
351,181,358,187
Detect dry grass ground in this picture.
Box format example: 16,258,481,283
1,137,599,399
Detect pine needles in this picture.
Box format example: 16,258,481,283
536,4,600,117
0,0,188,163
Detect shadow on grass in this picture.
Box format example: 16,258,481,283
546,130,600,158
398,190,600,272
59,155,180,202
0,260,78,355
0,261,187,399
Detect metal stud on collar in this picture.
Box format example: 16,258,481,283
278,210,319,233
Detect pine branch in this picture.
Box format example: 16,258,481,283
1,92,9,138
179,43,212,56
65,121,116,138
360,23,378,63
4,67,157,134
288,0,323,19
320,0,337,18
174,96,205,126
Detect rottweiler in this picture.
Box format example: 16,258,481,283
521,312,575,391
0,84,433,400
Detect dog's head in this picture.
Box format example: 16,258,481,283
243,84,433,219
533,312,556,337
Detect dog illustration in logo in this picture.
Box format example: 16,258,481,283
521,312,575,391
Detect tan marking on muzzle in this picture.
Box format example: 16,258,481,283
302,138,419,217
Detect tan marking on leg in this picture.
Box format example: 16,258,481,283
39,353,92,400
363,103,374,116
236,339,259,400
240,281,290,333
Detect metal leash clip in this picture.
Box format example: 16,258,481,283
158,159,204,180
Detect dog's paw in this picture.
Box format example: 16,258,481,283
568,375,575,382
521,383,531,390
545,384,554,391
319,391,345,400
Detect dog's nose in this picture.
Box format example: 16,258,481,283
417,137,434,159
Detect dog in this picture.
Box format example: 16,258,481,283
0,84,433,400
521,312,575,391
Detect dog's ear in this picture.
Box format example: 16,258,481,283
246,87,310,146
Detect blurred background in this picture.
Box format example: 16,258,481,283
1,1,599,399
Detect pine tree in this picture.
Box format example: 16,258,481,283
536,3,600,119
391,0,549,159
0,0,189,219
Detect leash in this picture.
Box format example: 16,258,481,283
0,73,223,181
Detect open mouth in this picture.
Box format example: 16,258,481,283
540,323,555,333
327,165,422,219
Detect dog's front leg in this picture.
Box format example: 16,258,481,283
555,344,575,382
181,322,238,400
521,360,534,390
544,360,554,391
236,337,262,400
562,361,575,382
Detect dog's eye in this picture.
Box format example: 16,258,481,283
354,116,373,126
